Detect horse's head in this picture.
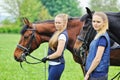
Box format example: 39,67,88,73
14,18,42,62
73,7,96,55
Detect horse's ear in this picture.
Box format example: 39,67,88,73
85,7,92,19
86,7,91,14
23,17,32,27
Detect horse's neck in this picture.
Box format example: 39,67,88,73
35,23,55,43
36,23,56,33
106,13,120,44
34,19,83,53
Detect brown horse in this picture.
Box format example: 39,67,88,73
13,17,85,71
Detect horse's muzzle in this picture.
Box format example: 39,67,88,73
14,54,26,62
14,56,23,62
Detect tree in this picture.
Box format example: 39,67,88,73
0,0,52,23
90,0,119,12
41,0,82,17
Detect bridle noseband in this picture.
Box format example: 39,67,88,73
76,19,94,75
17,27,36,55
79,22,92,64
17,25,42,64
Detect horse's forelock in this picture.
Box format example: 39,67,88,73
80,14,89,21
20,25,29,35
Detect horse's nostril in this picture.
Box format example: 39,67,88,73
14,56,23,62
14,56,18,61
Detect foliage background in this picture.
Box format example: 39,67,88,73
90,0,120,12
40,0,82,17
0,0,83,33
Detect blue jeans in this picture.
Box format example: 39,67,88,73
48,64,65,80
89,74,108,80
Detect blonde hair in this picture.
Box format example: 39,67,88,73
49,13,68,50
93,12,109,39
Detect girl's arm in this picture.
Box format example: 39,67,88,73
47,39,65,59
85,46,105,80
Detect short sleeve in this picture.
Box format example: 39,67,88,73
98,36,107,47
58,34,66,42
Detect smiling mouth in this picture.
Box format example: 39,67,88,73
94,26,99,28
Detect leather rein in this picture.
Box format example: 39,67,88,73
17,25,42,68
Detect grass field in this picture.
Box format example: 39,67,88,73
0,33,120,80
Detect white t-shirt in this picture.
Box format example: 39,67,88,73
58,34,66,42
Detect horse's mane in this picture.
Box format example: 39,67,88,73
35,17,80,23
80,14,88,21
106,12,120,17
35,20,54,24
68,17,80,20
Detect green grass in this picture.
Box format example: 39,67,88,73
0,33,120,80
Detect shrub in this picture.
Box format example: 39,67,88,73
0,25,21,34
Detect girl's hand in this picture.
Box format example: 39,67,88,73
84,73,89,80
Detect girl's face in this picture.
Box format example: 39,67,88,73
92,15,104,31
55,17,64,31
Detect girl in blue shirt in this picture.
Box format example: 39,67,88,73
85,12,110,80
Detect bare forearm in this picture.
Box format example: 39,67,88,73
87,46,105,75
86,58,100,75
48,52,61,59
48,40,65,59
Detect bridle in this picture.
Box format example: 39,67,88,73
77,19,94,74
17,24,42,65
80,23,93,62
16,24,47,80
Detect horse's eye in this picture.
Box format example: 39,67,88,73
83,26,88,30
83,27,86,30
24,36,29,39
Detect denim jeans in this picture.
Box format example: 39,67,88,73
89,74,108,80
48,63,65,80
